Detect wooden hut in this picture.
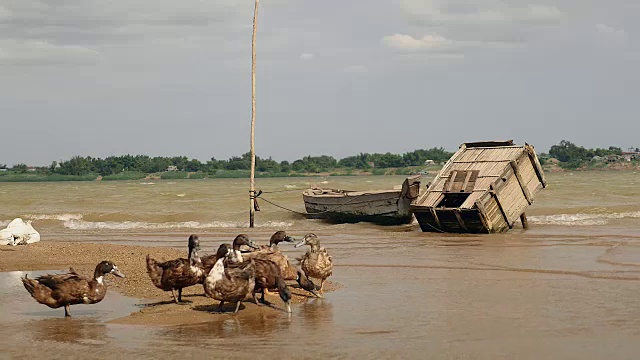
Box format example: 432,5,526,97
411,140,546,233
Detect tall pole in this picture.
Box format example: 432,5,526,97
249,0,259,228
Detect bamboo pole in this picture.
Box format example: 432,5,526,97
249,0,259,228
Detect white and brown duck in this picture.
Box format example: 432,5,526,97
203,244,256,313
21,261,125,317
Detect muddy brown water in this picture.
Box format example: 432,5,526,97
1,173,640,358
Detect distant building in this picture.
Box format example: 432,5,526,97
166,165,178,172
367,162,375,168
621,147,640,161
26,166,37,172
424,159,435,165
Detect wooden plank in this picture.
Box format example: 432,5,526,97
446,171,457,192
461,170,473,192
430,207,443,230
489,184,512,229
525,145,547,187
464,140,514,148
475,199,493,232
454,209,469,232
520,213,529,229
509,160,533,205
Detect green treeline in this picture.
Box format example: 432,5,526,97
542,140,631,169
1,147,452,178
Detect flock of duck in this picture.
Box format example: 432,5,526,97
21,231,333,317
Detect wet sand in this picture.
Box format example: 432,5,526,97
0,242,335,326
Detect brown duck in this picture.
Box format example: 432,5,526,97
21,261,125,317
295,233,333,294
146,234,204,303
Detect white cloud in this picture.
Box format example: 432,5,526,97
343,65,368,73
381,33,516,53
300,53,314,61
596,23,626,38
382,34,451,51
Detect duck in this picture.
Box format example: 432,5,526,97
253,230,295,252
203,244,256,313
21,261,125,317
294,233,333,294
146,234,204,303
201,234,259,271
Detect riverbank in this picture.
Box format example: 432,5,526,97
0,242,334,326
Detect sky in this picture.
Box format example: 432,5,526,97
1,0,638,166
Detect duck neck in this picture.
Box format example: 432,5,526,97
188,247,201,265
208,257,226,282
93,267,105,284
309,243,321,252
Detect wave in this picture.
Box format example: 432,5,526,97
529,211,640,226
24,213,84,221
63,220,293,230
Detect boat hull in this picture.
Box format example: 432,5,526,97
302,175,421,225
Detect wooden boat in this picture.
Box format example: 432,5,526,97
302,175,421,225
411,140,546,233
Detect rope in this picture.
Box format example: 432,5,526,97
260,189,303,194
257,196,311,216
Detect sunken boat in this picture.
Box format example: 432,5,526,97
411,140,546,233
303,175,421,225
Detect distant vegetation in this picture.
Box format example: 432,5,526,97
0,147,452,181
541,140,636,169
3,141,634,182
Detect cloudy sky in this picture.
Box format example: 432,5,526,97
1,0,638,166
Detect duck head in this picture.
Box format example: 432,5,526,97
294,233,320,251
94,261,125,282
270,231,295,246
233,234,259,251
216,243,239,264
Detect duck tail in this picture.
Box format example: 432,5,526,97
145,254,163,288
21,275,37,296
22,275,54,305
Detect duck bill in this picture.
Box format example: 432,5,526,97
294,240,306,248
248,240,260,250
112,268,126,278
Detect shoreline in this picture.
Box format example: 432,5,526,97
1,163,639,183
1,242,333,326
